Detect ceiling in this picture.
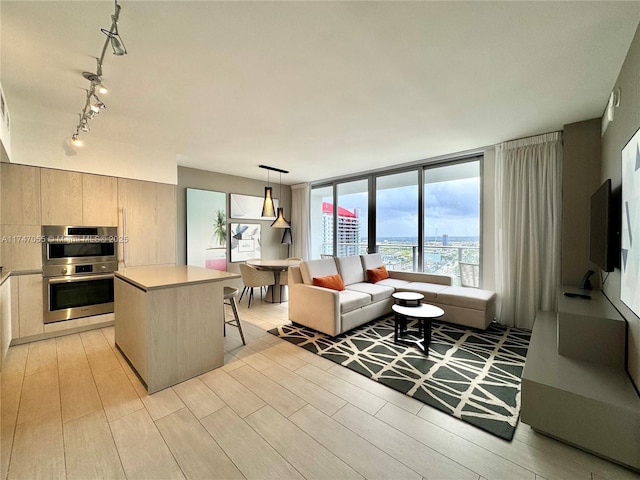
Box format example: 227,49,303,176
2,1,639,185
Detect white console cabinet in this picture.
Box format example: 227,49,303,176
521,287,640,471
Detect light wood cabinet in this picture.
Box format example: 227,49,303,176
3,274,44,340
10,276,19,339
118,178,176,267
82,174,117,226
0,276,11,368
1,164,41,225
41,168,83,225
0,225,42,271
16,274,44,337
114,266,236,393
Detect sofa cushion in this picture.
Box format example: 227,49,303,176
313,274,345,291
367,265,389,283
345,282,394,303
396,282,449,302
300,259,338,285
335,255,366,285
360,253,384,271
436,286,496,311
339,290,372,314
375,278,413,289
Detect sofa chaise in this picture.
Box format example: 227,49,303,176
288,253,496,336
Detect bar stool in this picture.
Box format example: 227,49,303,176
223,286,246,345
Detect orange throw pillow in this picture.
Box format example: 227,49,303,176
367,265,389,283
313,274,345,291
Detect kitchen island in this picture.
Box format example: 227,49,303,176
114,265,239,393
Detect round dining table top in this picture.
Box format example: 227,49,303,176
246,259,301,270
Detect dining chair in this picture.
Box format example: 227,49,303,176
238,263,275,308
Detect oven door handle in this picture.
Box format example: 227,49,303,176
47,274,114,284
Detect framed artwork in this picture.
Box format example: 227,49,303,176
230,193,278,220
186,188,227,271
621,127,640,318
230,223,261,262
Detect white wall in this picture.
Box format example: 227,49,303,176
9,116,177,185
601,22,640,390
177,166,292,289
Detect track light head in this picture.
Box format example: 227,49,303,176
110,35,127,56
83,72,108,94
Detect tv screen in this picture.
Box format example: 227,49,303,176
589,179,616,272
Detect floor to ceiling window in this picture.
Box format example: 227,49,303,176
423,161,480,284
336,179,368,256
375,170,419,271
311,156,481,284
310,185,333,258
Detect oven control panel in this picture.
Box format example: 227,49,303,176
43,261,118,278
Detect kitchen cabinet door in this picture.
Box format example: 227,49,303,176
0,225,42,272
16,274,44,338
1,164,41,226
0,277,11,367
41,168,83,225
82,174,118,226
118,179,176,267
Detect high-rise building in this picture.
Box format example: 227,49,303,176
322,202,361,256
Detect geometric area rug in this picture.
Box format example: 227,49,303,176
268,315,531,440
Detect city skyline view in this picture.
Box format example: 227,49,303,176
329,176,480,238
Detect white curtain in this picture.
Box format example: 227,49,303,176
495,132,563,329
290,183,311,260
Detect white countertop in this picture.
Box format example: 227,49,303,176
115,265,240,291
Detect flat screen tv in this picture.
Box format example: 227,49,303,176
589,179,617,272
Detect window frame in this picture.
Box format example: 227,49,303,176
310,155,483,280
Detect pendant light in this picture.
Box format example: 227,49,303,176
271,171,291,228
261,167,276,218
281,228,292,257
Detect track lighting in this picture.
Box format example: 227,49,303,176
101,16,127,56
71,0,126,147
92,94,106,110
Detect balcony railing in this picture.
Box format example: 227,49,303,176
326,242,480,286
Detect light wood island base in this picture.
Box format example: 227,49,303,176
114,265,240,393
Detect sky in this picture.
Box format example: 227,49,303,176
333,178,480,238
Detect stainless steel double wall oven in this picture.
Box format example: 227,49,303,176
42,225,118,323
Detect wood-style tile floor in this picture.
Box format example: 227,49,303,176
1,298,639,480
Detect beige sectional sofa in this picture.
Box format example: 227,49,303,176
288,253,496,336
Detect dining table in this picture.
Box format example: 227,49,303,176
246,258,301,303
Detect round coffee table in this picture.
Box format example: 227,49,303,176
391,303,444,355
392,291,424,307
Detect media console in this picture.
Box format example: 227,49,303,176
521,287,640,471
